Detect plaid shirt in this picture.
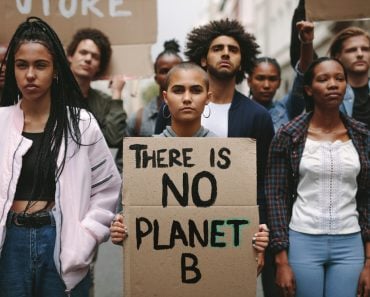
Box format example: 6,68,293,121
266,112,370,253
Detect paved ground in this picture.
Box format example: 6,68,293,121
94,241,264,297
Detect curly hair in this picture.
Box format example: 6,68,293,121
185,19,260,84
66,28,112,78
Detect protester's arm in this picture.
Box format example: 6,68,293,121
285,21,315,119
290,0,306,69
296,20,315,73
275,250,296,297
99,75,127,148
265,130,296,295
255,111,275,224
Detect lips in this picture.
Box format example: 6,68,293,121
218,60,231,67
325,92,342,99
180,107,195,112
24,84,38,90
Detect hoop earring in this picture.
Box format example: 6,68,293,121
53,74,59,84
202,104,211,118
163,104,171,119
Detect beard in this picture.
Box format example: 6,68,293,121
207,63,239,81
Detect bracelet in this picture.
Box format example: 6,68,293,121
298,33,313,45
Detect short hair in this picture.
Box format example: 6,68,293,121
66,28,112,78
185,18,260,84
329,26,370,58
154,39,182,73
249,57,281,77
165,62,209,91
303,57,347,111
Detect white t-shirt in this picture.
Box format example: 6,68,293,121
201,102,231,137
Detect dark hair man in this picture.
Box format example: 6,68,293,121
155,21,274,266
67,28,126,149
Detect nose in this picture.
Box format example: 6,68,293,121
84,53,92,63
327,77,339,88
26,67,35,80
182,90,192,104
262,80,270,89
221,47,230,57
356,48,364,57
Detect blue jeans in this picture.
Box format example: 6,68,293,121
289,229,364,297
0,217,91,297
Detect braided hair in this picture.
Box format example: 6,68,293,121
185,19,260,84
0,16,86,201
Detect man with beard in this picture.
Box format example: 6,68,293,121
295,21,370,128
155,20,274,270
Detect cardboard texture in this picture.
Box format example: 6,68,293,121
107,44,153,77
0,0,156,77
0,0,157,45
123,137,257,207
123,138,259,297
306,0,370,21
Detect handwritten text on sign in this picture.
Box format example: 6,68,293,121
123,138,258,297
15,0,131,18
129,144,249,282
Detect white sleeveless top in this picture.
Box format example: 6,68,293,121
289,138,361,235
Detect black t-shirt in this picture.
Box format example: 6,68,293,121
14,132,55,201
352,84,370,128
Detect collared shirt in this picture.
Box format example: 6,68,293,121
265,112,370,253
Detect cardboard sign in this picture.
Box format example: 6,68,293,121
0,0,157,77
306,0,370,21
123,138,259,297
0,0,157,45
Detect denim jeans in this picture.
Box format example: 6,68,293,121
289,229,364,297
0,218,91,297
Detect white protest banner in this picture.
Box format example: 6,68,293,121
123,137,259,297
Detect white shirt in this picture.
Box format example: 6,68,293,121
201,102,231,137
289,138,361,235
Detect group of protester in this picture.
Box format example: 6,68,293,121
0,1,369,297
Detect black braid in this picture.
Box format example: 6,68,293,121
1,16,88,201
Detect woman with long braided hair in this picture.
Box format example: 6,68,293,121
0,17,121,296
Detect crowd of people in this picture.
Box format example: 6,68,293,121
0,1,369,296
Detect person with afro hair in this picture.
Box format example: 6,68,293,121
155,19,274,272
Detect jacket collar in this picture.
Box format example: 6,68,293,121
282,111,369,144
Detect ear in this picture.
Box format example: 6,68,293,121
67,55,72,63
163,91,168,105
206,91,212,105
304,85,313,97
201,57,207,68
154,74,158,84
